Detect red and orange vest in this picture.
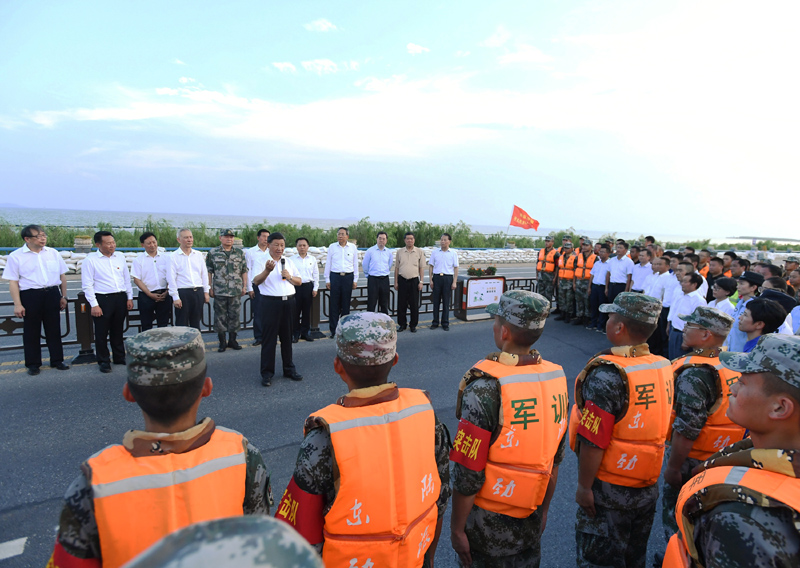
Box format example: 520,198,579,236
537,248,557,274
558,254,578,280
575,253,597,280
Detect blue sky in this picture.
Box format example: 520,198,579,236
1,1,798,238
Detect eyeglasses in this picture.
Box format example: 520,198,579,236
28,233,47,239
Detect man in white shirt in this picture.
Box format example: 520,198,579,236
362,231,394,315
246,229,270,345
253,232,303,387
667,272,707,359
3,224,70,375
587,244,611,331
605,241,634,310
428,232,459,331
324,227,359,337
645,255,672,356
81,231,134,373
290,237,319,342
168,228,209,331
131,231,171,331
631,248,653,293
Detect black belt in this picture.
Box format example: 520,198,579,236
179,287,204,291
335,272,353,276
142,288,167,293
369,275,389,279
434,273,452,277
266,295,293,301
96,291,126,296
23,285,58,292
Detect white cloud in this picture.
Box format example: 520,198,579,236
178,77,196,84
407,43,430,55
497,44,553,66
301,59,339,75
304,18,337,32
272,62,297,73
173,59,186,65
455,50,471,57
479,26,511,47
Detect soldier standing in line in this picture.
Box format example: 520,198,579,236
450,290,568,567
555,241,577,323
536,235,558,307
573,238,597,327
207,229,248,352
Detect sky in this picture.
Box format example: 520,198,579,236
1,0,798,238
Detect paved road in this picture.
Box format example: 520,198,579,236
0,313,671,567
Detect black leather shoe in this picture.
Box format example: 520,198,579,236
261,374,273,387
253,340,262,346
442,326,450,331
301,335,315,342
292,335,299,344
99,363,112,373
51,362,70,370
397,325,407,332
430,323,439,329
410,327,417,333
228,337,242,350
27,366,40,376
284,371,304,381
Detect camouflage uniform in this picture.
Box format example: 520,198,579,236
206,229,247,336
126,516,323,568
50,328,273,564
556,247,576,320
574,240,593,321
536,235,558,305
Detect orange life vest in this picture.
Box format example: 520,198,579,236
537,248,557,273
569,352,673,487
698,265,709,278
466,359,568,518
575,253,597,280
664,465,800,567
558,254,577,280
669,354,746,460
88,427,247,568
314,389,440,567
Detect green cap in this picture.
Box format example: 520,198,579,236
486,290,550,330
720,335,800,390
545,235,554,241
125,516,324,568
125,327,206,386
787,256,799,263
562,235,572,241
220,228,235,237
583,238,594,246
336,312,397,366
599,292,662,325
679,306,734,336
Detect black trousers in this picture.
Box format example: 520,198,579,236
260,295,296,377
294,282,314,337
93,292,128,364
329,272,354,334
138,289,172,331
589,283,607,328
176,287,205,330
366,275,390,314
20,287,64,368
431,274,454,326
252,286,263,341
397,276,420,328
601,282,627,328
648,307,669,357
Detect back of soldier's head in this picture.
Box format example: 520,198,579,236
335,313,397,387
125,327,208,425
486,290,550,348
600,292,661,344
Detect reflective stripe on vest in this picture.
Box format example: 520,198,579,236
314,389,440,568
88,428,247,568
558,254,577,280
470,359,568,518
665,466,800,567
669,356,746,460
569,354,673,488
537,249,557,273
575,253,597,280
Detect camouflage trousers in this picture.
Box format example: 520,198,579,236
574,279,591,318
557,279,575,317
576,501,656,568
456,547,540,568
537,272,556,304
661,447,702,545
213,296,241,333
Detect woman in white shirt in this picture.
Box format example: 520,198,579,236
707,276,736,316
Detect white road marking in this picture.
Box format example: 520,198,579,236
0,537,27,561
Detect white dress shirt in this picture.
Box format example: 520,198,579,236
246,245,271,293
131,251,169,292
708,298,736,317
662,273,681,308
290,254,320,291
2,245,67,290
667,290,707,330
324,242,359,283
645,271,671,302
428,249,459,274
631,262,653,291
168,248,209,301
590,259,610,285
607,255,634,284
259,257,298,297
81,251,134,307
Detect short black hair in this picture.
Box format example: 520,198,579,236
617,241,629,250
685,272,704,289
337,227,349,235
662,251,674,259
765,276,788,292
377,231,388,238
713,277,737,296
127,370,206,426
733,258,751,270
723,251,737,261
614,314,656,343
600,244,611,253
746,299,787,335
267,232,285,243
684,246,696,254
765,264,782,277
761,372,800,409
673,253,684,261
21,224,45,239
257,228,270,237
686,253,700,266
678,261,694,272
404,231,414,238
700,249,711,255
139,231,156,244
441,232,452,240
94,230,113,244
631,245,641,253
645,236,655,243
295,237,309,245
341,359,394,388
709,256,724,266
498,316,544,347
639,248,651,259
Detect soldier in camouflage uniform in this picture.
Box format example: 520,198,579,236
276,313,451,566
126,516,323,568
665,335,800,568
573,238,594,326
206,228,248,352
47,327,273,568
450,290,568,567
661,306,736,549
555,241,576,323
536,235,558,307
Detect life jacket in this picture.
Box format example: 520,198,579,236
537,248,557,273
569,350,673,487
465,358,568,518
558,254,577,280
698,265,709,278
314,389,440,567
575,253,597,280
664,465,800,567
668,353,746,460
87,427,247,568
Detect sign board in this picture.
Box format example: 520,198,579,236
466,278,504,309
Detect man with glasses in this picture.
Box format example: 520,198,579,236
3,225,70,375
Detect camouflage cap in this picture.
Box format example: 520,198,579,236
583,238,593,246
545,235,554,241
125,327,206,386
599,292,662,325
786,256,799,263
720,335,800,390
125,516,324,568
563,241,574,249
486,290,550,330
336,312,397,366
580,235,590,240
562,235,572,241
220,228,236,237
679,305,734,336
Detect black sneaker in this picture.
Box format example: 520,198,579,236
397,325,407,332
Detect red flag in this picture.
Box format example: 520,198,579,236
509,205,539,231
